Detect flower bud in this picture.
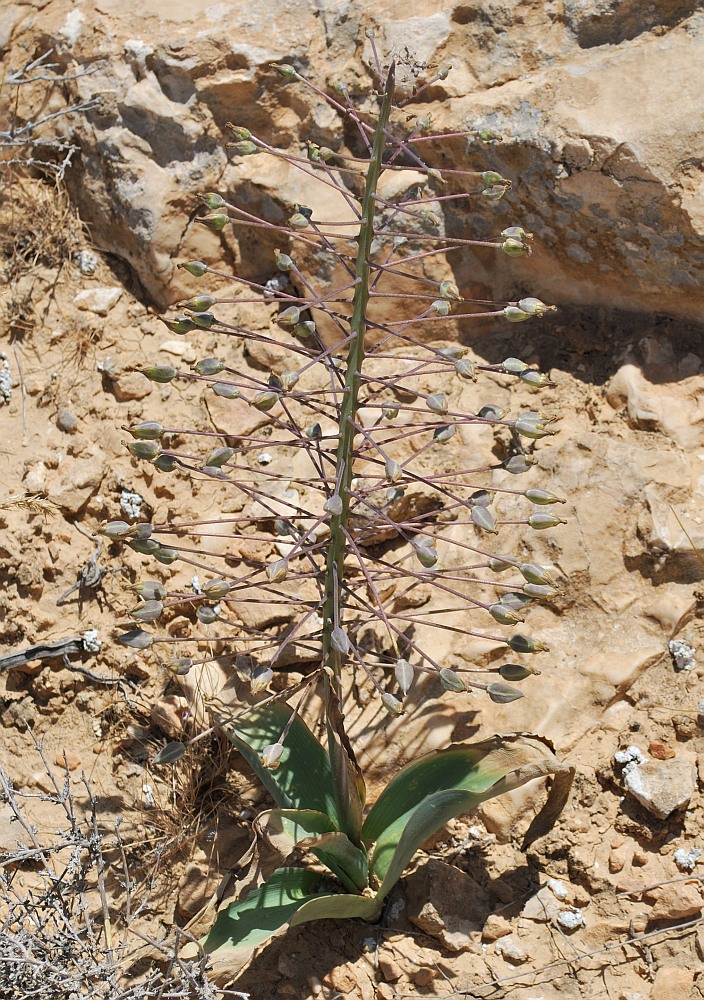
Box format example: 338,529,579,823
229,140,258,155
489,604,524,626
471,506,497,534
476,127,502,141
130,600,164,623
128,537,160,555
470,490,493,507
528,512,567,530
280,370,299,391
127,440,162,461
266,559,289,583
178,260,208,277
131,580,166,600
183,294,216,312
499,663,540,681
501,238,531,258
431,299,450,316
153,454,180,473
125,421,164,440
382,405,399,420
436,65,451,80
226,125,251,140
324,494,344,516
433,424,455,443
426,392,448,415
288,212,310,229
455,359,477,381
140,365,178,383
252,665,274,693
163,315,196,334
481,171,507,186
274,249,294,271
153,547,179,565
488,554,514,572
439,667,466,691
153,741,187,765
318,146,335,161
199,213,229,231
277,306,301,327
251,390,279,411
385,460,402,483
204,578,233,598
519,563,557,586
487,682,524,704
395,658,414,696
294,320,316,340
513,414,555,439
381,692,404,715
482,185,508,201
501,357,528,374
100,520,131,539
275,64,295,79
197,605,219,624
190,311,215,329
261,742,284,769
193,357,225,376
519,369,554,388
415,543,438,568
503,305,531,323
478,404,507,420
117,629,153,649
500,592,533,611
439,279,460,301
166,657,193,676
206,447,234,468
503,454,534,475
524,488,566,505
517,297,556,317
416,113,431,130
501,227,533,242
331,627,350,656
523,583,559,599
507,634,549,654
211,382,240,399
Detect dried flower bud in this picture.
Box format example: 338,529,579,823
507,634,549,654
501,592,533,611
166,657,193,676
416,113,431,130
153,547,179,565
524,488,566,505
381,692,404,715
127,440,162,461
331,627,350,656
251,666,274,695
140,365,178,383
125,421,164,441
395,658,414,696
178,260,209,277
197,606,219,625
481,171,507,187
503,305,531,323
523,582,559,599
385,460,402,483
266,559,289,583
100,520,132,539
153,741,187,765
251,390,279,411
487,682,524,704
415,543,438,568
226,125,251,141
502,357,528,374
163,315,197,334
431,299,450,316
274,249,294,271
470,490,493,507
324,494,344,516
318,146,335,161
503,454,535,475
471,506,498,534
433,424,455,443
294,320,316,340
261,742,284,769
478,404,507,420
499,663,540,681
528,512,567,530
211,382,240,399
130,600,164,623
439,667,466,691
193,357,225,376
519,563,557,586
455,359,477,381
131,580,166,600
229,140,258,155
489,604,524,626
501,238,531,258
206,447,234,468
501,226,533,242
426,392,448,415
439,279,460,301
199,213,229,231
204,578,233,598
117,628,153,650
517,297,556,317
288,212,310,229
277,370,298,392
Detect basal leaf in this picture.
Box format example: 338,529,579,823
289,892,381,927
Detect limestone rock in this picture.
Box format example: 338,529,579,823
646,880,704,922
622,756,697,819
73,287,122,315
405,860,486,952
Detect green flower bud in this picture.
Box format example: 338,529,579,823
476,127,503,142
140,365,178,383
130,600,164,623
277,306,301,327
382,405,399,420
230,140,258,156
211,382,241,399
471,506,498,534
100,519,132,539
183,294,216,312
395,658,414,696
487,682,524,704
439,667,466,691
439,346,465,360
266,559,289,583
127,440,162,461
288,212,310,229
251,390,279,411
489,604,524,626
528,512,567,530
482,186,508,201
427,167,444,182
206,447,234,468
513,414,555,439
387,486,404,503
191,311,215,329
153,454,180,472
131,580,167,601
503,454,535,475
439,279,460,301
478,404,507,420
501,227,533,242
280,370,299,391
128,537,160,555
517,297,556,317
431,299,451,316
385,460,402,484
436,65,451,80
488,555,514,572
523,583,559,599
125,421,164,441
201,192,226,210
519,369,554,388
519,563,557,586
153,547,179,565
381,692,404,715
274,249,294,271
415,543,438,568
481,171,508,186
433,424,455,443
324,494,344,516
422,211,441,227
193,357,224,376
455,359,477,381
199,213,229,231
178,260,208,277
117,628,153,650
503,306,531,323
524,488,566,505
318,146,335,162
294,320,316,340
331,627,350,656
275,64,296,79
226,125,251,140
470,489,494,507
197,605,218,624
153,741,187,765
499,663,540,681
163,315,197,334
261,742,284,769
166,658,193,676
507,634,549,654
501,238,531,257
203,578,233,598
502,357,528,374
416,113,431,130
426,392,448,415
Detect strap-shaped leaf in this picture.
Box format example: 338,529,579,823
309,832,369,893
325,689,365,845
257,810,368,892
223,702,339,823
202,868,325,955
363,734,573,887
289,891,381,927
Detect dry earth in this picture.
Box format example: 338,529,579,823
1,3,704,999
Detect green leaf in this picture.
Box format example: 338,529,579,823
310,832,369,893
289,891,381,927
325,690,365,845
362,734,573,891
202,868,325,955
224,703,339,824
257,810,368,893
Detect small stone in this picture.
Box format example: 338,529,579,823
55,750,81,771
376,985,394,1000
494,936,528,963
648,741,675,760
74,286,122,315
159,339,197,362
608,844,630,873
668,638,695,671
74,249,99,275
482,914,512,941
674,847,701,872
111,370,153,401
622,756,697,819
556,908,585,931
378,956,402,982
412,969,434,987
522,885,562,922
56,408,78,433
326,964,358,994
650,967,694,1000
646,880,704,921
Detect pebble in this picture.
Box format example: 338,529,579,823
55,751,81,771
622,756,697,819
494,936,528,963
481,914,512,941
556,908,585,931
674,847,701,872
378,956,402,982
111,370,153,401
56,408,78,433
159,339,197,362
74,286,122,315
412,969,434,987
73,249,99,275
669,638,695,671
646,881,704,921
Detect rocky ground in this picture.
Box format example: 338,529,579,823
1,3,703,999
